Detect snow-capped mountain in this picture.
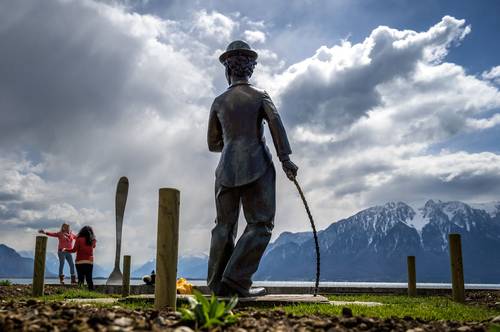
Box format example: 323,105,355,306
255,200,500,283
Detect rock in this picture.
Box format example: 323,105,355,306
341,307,353,318
312,319,331,328
340,317,357,328
113,316,133,327
26,299,37,306
152,316,166,326
174,327,194,332
358,322,368,329
0,294,495,332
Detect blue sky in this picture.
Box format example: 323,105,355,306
0,0,499,268
130,0,500,72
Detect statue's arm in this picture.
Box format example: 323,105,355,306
207,100,223,152
262,91,292,161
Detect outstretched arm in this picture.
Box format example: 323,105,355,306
262,91,298,180
43,230,60,237
207,100,223,152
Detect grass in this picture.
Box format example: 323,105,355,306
0,280,12,286
277,294,500,322
91,299,154,310
39,288,120,301
19,289,500,323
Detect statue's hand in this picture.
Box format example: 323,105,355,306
282,159,298,181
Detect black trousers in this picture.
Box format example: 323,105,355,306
207,165,275,293
76,263,94,290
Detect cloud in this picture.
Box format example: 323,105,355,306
192,9,238,43
482,66,500,85
262,16,473,133
0,1,499,269
252,15,500,229
364,151,500,204
244,29,266,44
0,0,217,264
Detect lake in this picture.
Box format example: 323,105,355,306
4,278,500,289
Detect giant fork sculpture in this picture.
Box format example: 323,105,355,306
106,176,129,285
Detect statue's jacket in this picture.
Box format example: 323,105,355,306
208,82,292,188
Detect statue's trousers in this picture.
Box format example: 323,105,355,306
207,165,275,293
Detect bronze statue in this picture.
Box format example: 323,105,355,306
207,40,298,297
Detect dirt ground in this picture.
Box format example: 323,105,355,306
1,286,500,331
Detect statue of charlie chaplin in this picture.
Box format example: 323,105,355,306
207,40,298,297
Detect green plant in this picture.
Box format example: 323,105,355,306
179,290,238,329
0,280,12,286
490,324,500,332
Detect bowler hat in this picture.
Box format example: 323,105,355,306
219,40,258,63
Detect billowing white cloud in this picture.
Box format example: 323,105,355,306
482,65,500,85
244,29,266,43
262,16,475,132
193,9,238,43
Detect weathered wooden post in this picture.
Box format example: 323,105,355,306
154,188,180,310
32,236,48,297
449,233,465,303
407,256,417,296
122,255,131,297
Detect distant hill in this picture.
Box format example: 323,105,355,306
255,200,500,283
0,244,55,278
133,254,208,279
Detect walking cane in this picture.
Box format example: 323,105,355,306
292,177,321,296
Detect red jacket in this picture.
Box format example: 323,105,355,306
45,231,76,251
66,237,96,263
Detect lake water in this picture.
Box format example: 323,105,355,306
4,278,500,289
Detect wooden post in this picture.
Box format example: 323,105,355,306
154,188,180,310
122,255,131,297
32,236,47,297
407,256,417,296
449,233,465,303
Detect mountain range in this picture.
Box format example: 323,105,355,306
255,200,500,283
0,244,55,278
18,250,110,278
132,255,209,279
2,199,499,282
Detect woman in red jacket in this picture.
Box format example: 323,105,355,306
64,226,96,290
39,223,77,284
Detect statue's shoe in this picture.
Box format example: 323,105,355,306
238,287,267,297
217,281,267,298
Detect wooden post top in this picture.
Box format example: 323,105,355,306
159,188,180,194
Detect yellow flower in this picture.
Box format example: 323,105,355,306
176,277,193,294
